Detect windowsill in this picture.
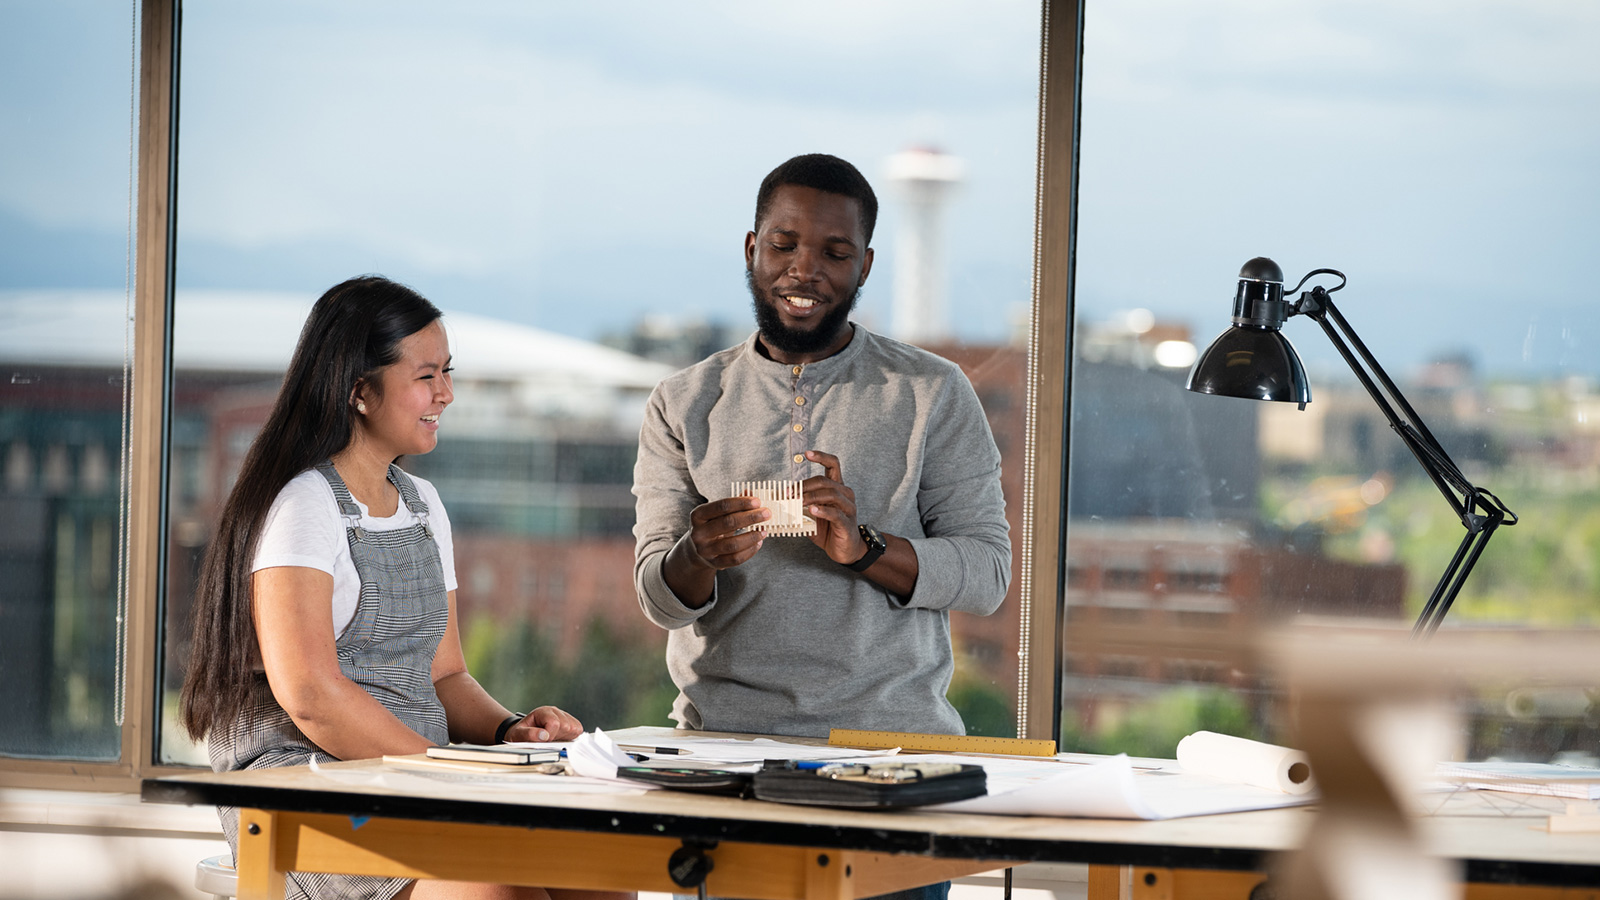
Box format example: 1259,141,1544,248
0,787,222,837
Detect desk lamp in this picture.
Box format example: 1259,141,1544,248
1186,257,1516,638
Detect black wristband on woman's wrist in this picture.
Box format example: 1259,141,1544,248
494,713,524,744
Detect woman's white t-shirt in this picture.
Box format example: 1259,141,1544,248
251,468,458,637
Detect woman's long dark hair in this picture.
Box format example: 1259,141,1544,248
180,275,442,740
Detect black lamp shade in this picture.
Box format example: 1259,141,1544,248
1186,325,1312,405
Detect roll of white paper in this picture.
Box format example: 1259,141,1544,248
1176,730,1315,795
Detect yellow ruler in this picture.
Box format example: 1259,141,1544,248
828,728,1057,758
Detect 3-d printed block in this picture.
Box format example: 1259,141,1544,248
732,480,817,537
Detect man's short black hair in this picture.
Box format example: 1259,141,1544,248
754,154,879,247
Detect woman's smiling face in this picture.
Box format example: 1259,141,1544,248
354,319,454,460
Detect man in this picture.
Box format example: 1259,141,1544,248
632,153,1011,738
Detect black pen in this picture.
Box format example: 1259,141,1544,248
620,745,689,756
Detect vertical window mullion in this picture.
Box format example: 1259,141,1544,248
1021,0,1083,743
128,0,180,776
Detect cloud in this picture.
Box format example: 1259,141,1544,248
1073,0,1600,375
168,1,1039,336
5,0,1597,370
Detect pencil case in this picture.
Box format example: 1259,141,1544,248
751,760,986,808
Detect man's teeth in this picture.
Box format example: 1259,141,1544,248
786,297,817,308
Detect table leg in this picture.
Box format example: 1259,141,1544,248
236,807,287,900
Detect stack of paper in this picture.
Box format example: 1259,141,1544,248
1435,761,1600,800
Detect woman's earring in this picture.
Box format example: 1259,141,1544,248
356,401,367,414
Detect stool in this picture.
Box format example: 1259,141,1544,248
195,854,237,900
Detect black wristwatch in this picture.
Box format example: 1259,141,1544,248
847,524,887,572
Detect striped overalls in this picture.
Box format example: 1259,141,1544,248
210,463,449,900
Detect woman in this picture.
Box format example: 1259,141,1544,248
180,275,619,900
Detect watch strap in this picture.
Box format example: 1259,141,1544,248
494,713,525,744
847,525,887,572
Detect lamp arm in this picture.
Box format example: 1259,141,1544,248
1295,287,1472,517
1290,286,1516,638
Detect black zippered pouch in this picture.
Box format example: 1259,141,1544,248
751,761,986,808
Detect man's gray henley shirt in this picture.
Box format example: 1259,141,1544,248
632,325,1011,737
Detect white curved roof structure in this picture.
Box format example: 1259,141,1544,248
0,290,672,391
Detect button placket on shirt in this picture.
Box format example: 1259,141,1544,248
787,364,816,479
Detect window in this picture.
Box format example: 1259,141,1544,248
5,0,1071,785
0,2,141,763
17,0,1593,788
1065,0,1600,760
155,1,1044,764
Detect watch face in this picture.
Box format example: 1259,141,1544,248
860,524,885,550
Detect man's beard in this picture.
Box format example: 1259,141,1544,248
746,270,859,357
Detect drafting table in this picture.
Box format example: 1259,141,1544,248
141,728,1600,900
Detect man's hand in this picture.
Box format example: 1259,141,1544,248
505,705,583,742
663,496,770,608
685,496,770,570
801,450,869,565
802,449,921,596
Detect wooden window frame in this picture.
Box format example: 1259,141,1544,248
1019,0,1081,741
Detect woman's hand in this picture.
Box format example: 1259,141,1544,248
506,706,584,742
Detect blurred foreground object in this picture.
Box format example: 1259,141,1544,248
1262,625,1600,900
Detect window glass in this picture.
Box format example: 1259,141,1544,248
161,1,1040,762
0,2,139,760
1069,0,1600,760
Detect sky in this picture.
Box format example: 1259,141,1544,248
3,0,1597,376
